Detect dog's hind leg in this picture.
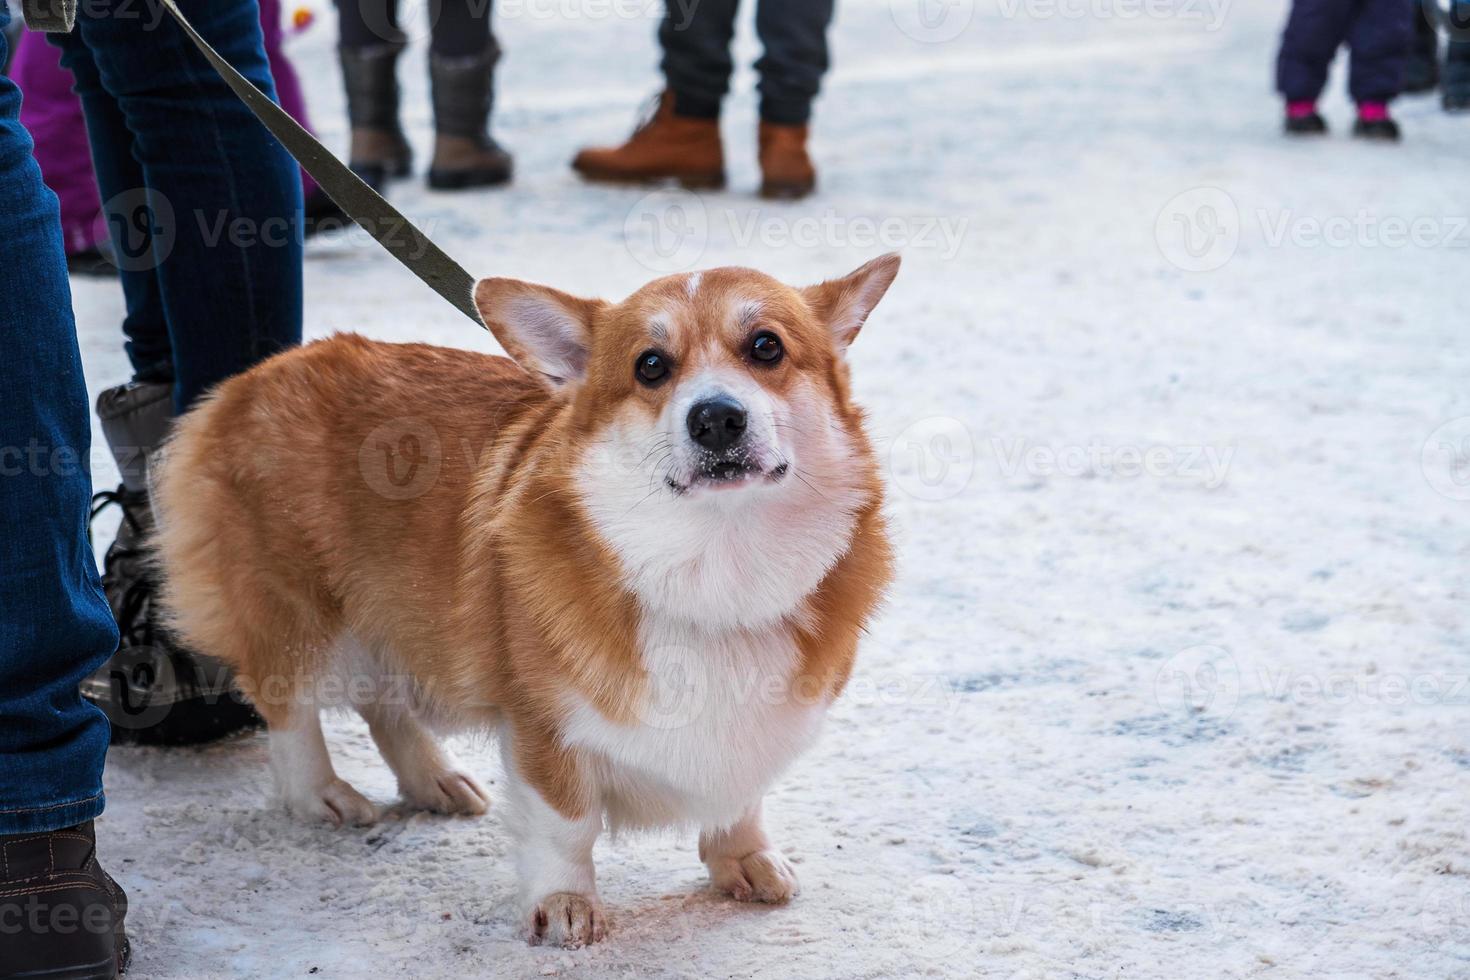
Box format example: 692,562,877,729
357,699,490,816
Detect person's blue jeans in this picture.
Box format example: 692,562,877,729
0,2,118,836
52,0,304,414
1,0,303,835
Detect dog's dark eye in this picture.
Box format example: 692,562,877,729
635,350,670,386
750,332,784,364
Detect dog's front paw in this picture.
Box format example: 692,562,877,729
526,892,606,948
285,778,379,828
402,769,491,817
708,849,800,904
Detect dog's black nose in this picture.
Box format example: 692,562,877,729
687,397,748,453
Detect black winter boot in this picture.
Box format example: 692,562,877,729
84,382,261,745
427,44,513,190
339,41,414,195
0,822,129,979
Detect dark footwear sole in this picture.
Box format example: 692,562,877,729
572,169,726,191
0,954,119,979
426,167,514,190
97,692,263,746
759,180,816,201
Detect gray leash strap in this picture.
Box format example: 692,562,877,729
158,0,484,327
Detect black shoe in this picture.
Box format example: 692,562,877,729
303,187,351,239
1352,117,1402,141
1284,111,1328,135
67,246,119,279
84,383,262,746
1445,93,1470,113
0,822,129,979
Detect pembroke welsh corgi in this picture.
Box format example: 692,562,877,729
153,255,899,947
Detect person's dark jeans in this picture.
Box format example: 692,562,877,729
336,0,492,58
659,0,835,125
1276,0,1414,103
52,0,304,414
0,2,119,836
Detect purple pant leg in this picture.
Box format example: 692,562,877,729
11,30,104,256
259,0,318,198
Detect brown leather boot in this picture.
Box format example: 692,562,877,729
0,822,129,979
571,93,725,189
758,122,817,200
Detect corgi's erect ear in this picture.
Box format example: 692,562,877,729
473,278,606,389
801,253,901,353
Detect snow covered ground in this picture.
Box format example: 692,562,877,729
69,0,1470,976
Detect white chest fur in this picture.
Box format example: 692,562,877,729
559,615,827,830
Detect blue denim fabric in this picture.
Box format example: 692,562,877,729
52,0,304,413
0,1,119,835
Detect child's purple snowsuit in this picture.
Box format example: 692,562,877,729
1276,0,1414,104
11,0,317,258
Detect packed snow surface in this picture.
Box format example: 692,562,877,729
69,0,1469,976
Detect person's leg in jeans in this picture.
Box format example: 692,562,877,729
10,29,108,264
425,0,512,188
0,7,117,840
0,5,129,974
51,0,303,745
57,0,302,415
